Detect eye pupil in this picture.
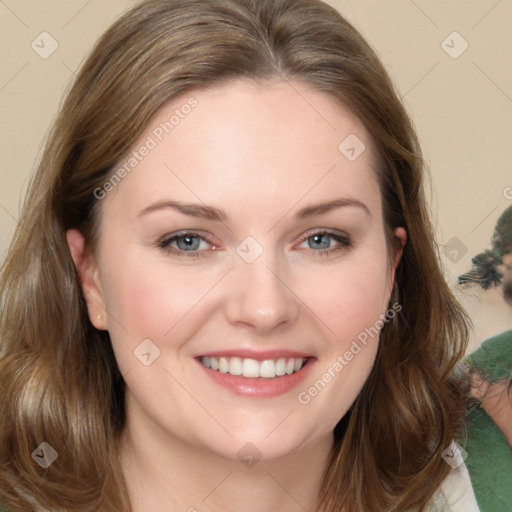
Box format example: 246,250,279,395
161,231,348,259
177,235,200,250
310,234,330,250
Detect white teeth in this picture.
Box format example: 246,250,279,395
242,358,260,378
201,356,306,378
219,357,229,373
259,359,275,378
275,358,286,376
229,357,242,375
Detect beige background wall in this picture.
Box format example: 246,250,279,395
1,0,511,351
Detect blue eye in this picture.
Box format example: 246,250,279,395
158,230,352,259
159,232,212,258
298,231,352,257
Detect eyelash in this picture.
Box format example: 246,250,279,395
158,230,352,259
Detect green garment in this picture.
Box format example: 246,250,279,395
466,329,512,383
463,330,512,512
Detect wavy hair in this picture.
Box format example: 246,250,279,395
0,0,470,510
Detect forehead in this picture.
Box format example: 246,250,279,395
101,79,381,224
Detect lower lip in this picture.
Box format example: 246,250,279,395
196,358,316,398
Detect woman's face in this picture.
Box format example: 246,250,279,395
69,79,404,462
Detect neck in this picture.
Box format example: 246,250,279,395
119,398,333,512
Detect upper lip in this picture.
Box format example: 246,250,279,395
197,349,313,361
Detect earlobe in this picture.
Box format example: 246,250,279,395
66,229,107,330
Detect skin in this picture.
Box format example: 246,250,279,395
471,374,512,446
68,79,406,512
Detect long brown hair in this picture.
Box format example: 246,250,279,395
0,1,470,510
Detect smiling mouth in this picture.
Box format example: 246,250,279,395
200,356,308,379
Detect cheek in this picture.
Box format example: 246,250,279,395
100,235,391,368
299,256,391,344
98,253,218,375
294,258,391,422
103,260,212,331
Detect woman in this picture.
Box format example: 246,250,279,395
0,0,476,510
460,205,512,511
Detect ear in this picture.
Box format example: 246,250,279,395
66,229,107,330
387,227,407,296
392,227,407,271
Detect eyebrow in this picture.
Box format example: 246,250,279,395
137,197,371,221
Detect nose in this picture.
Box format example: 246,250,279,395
224,249,301,334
